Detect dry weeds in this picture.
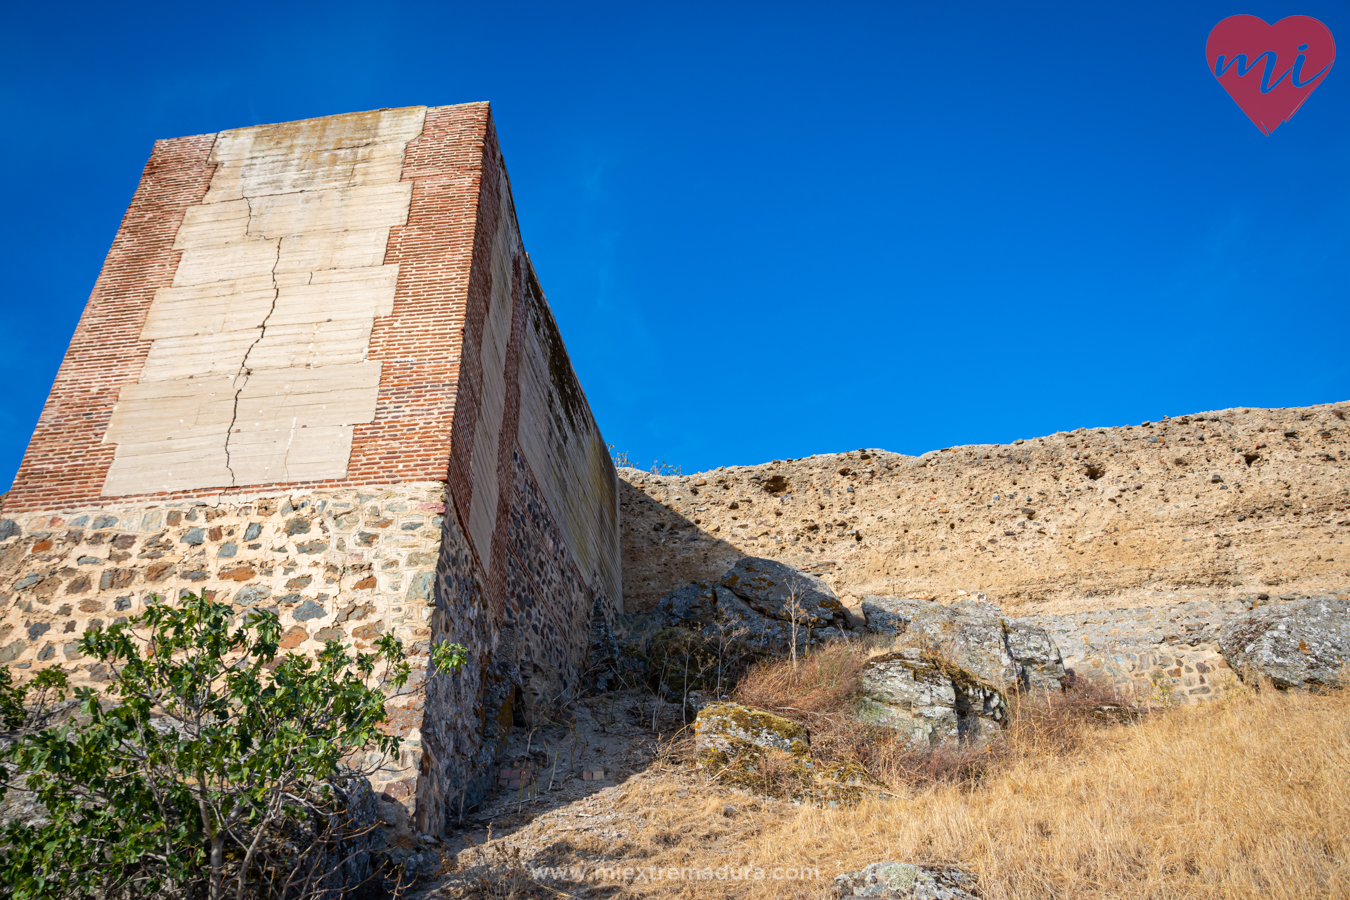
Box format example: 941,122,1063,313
604,685,1350,899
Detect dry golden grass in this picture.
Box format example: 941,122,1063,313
732,642,1133,792
606,686,1350,899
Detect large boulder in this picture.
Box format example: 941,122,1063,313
721,557,846,628
694,702,875,804
833,862,980,900
1218,596,1350,689
862,596,1066,693
657,581,794,650
656,558,852,654
857,648,1006,746
694,702,810,765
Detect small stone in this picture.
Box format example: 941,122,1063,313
406,571,434,602
278,625,309,650
1211,474,1224,483
244,523,262,541
217,542,238,558
0,519,20,541
181,528,206,545
98,569,135,590
235,585,273,606
293,600,327,622
285,518,311,536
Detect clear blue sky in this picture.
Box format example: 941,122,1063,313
1,2,1346,486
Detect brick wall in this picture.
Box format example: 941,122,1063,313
6,134,216,511
4,104,494,512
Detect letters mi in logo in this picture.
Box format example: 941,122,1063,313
1207,15,1335,134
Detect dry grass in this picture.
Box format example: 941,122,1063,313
732,642,1135,791
605,685,1350,899
732,641,867,720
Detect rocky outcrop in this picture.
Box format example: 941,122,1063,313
862,596,1066,693
857,648,1005,746
833,862,980,899
1218,596,1350,688
655,557,852,653
720,557,846,628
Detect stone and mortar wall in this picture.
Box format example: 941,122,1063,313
1016,592,1347,702
0,485,445,806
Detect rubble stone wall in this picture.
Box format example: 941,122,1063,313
0,484,445,803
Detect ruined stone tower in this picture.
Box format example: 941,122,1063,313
0,103,621,835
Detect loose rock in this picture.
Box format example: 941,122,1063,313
1218,596,1350,689
833,862,980,899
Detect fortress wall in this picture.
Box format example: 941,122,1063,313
2,104,621,837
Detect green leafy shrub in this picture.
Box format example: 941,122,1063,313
0,666,68,731
0,593,466,900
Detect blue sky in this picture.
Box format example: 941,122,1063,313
1,2,1346,485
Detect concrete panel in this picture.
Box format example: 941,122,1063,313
268,265,399,326
207,142,409,203
276,228,389,274
233,362,382,429
208,108,426,166
104,377,240,443
141,277,278,339
173,239,279,287
246,320,374,369
225,424,356,484
466,215,516,565
172,199,251,249
102,434,235,494
247,184,413,239
138,331,259,382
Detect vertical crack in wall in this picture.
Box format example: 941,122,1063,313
223,205,282,487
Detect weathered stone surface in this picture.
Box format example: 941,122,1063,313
1004,620,1070,693
658,581,788,650
694,702,809,765
833,862,979,900
617,403,1350,626
858,648,1005,746
721,557,845,627
1219,596,1350,689
862,596,1065,693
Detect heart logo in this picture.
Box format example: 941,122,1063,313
1206,15,1336,134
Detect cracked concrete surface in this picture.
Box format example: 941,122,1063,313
102,107,425,495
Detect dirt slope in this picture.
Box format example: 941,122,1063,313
619,402,1350,617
